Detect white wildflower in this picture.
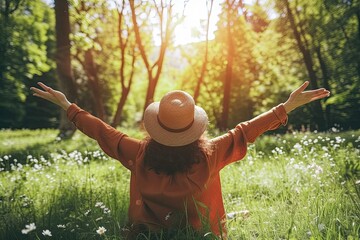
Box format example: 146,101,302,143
331,127,339,132
96,226,107,235
42,229,52,236
21,223,36,234
321,146,328,152
57,224,66,228
293,143,303,152
335,136,344,144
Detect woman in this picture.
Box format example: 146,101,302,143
31,81,329,238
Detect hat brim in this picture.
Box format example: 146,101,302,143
143,102,208,146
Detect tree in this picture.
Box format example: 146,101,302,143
284,0,327,130
54,0,77,137
129,0,176,116
272,0,360,130
322,0,360,129
0,0,24,128
111,0,137,127
193,0,214,103
71,0,108,120
211,0,260,129
219,0,236,130
0,0,55,128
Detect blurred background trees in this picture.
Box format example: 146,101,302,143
0,0,359,132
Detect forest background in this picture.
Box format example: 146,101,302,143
0,0,359,133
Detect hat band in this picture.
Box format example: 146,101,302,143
157,116,194,133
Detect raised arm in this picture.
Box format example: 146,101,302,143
31,82,141,169
210,81,330,170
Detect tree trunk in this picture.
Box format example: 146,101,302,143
129,0,173,117
220,0,234,130
84,49,105,120
112,88,129,127
284,0,327,131
194,0,213,103
55,0,77,138
315,45,331,129
111,1,135,127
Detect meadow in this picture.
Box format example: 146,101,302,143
0,128,359,239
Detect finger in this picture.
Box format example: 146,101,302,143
303,89,330,97
33,92,50,100
33,93,43,98
37,82,52,92
310,92,330,101
30,87,47,95
293,81,310,95
33,92,56,104
304,88,329,93
304,88,326,92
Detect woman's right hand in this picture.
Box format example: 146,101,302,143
30,82,72,111
283,81,330,113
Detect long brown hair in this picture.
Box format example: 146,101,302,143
143,135,213,175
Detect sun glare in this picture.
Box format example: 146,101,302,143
172,1,220,46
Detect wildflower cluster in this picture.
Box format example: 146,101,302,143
95,201,111,214
21,223,52,237
0,150,109,173
1,128,359,239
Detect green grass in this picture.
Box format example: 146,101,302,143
0,129,359,239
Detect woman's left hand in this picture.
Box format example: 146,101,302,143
30,82,72,110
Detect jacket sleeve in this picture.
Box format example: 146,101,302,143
209,104,288,170
67,104,139,170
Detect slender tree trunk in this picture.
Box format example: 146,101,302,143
55,0,77,138
112,89,128,127
143,44,167,110
194,0,213,103
284,0,327,131
111,0,136,127
220,0,234,130
315,45,331,129
129,0,173,117
84,49,105,120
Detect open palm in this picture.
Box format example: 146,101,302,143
283,81,330,113
30,82,71,110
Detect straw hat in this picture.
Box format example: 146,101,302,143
144,90,208,146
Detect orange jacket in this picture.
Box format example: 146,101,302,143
67,104,288,236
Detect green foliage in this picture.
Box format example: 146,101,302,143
0,0,56,128
271,0,360,129
0,129,359,239
0,0,359,131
